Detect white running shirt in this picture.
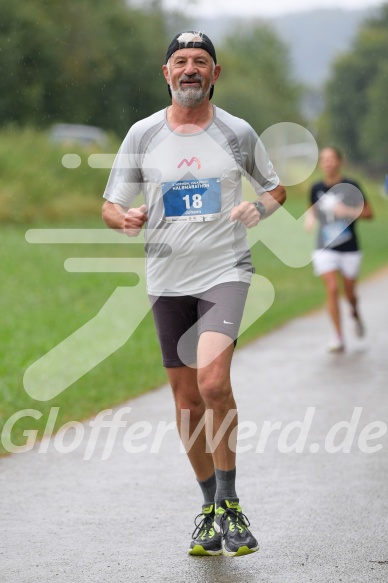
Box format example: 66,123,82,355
103,106,279,296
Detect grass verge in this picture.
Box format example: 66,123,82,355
1,165,387,455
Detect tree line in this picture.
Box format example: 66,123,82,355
1,0,387,173
322,3,388,173
0,0,301,138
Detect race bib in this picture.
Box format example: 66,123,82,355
322,220,352,247
162,178,221,222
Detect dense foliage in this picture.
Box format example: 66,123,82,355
0,1,303,137
0,0,170,136
323,4,388,171
215,24,303,134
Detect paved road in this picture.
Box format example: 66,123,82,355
1,271,388,583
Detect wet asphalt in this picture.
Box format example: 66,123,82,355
1,270,388,583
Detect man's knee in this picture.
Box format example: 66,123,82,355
171,383,204,417
197,370,231,404
175,394,204,417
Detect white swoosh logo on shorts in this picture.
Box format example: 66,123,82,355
223,320,234,325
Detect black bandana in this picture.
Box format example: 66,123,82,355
165,31,217,64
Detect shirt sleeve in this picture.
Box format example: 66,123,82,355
310,183,318,207
343,180,366,206
103,128,143,208
240,125,280,195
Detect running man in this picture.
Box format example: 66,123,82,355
102,31,286,556
306,146,373,352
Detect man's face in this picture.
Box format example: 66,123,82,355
163,48,221,108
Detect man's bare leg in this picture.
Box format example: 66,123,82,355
195,331,259,556
166,365,215,482
196,332,237,472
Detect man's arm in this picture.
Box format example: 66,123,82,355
230,184,286,228
256,184,287,216
102,201,148,236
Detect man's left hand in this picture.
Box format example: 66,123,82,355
230,201,261,228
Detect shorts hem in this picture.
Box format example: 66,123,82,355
198,326,238,341
162,358,196,368
312,249,362,278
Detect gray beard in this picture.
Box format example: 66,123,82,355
170,84,210,108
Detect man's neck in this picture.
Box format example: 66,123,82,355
167,101,214,133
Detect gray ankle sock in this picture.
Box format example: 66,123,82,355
197,473,216,505
215,467,238,503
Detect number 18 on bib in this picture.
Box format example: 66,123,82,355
162,178,221,222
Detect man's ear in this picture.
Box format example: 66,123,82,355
162,64,170,85
212,64,222,85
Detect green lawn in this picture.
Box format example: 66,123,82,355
1,163,387,454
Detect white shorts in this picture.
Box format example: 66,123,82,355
312,249,363,279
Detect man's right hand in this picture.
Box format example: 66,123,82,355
124,204,148,236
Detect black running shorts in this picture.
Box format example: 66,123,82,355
149,282,249,368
